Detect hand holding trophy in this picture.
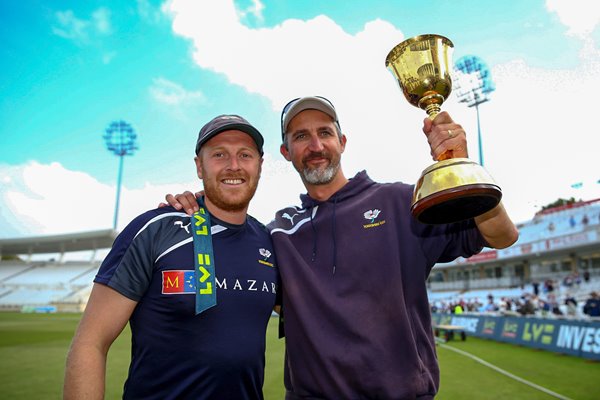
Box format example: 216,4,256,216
385,34,501,224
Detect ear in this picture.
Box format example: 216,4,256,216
340,134,347,153
280,143,292,161
194,156,203,179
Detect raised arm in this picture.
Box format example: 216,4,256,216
474,202,519,249
63,284,137,400
423,112,519,249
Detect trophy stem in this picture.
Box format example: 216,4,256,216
425,104,440,120
418,93,444,120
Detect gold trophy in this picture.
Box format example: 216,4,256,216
385,34,501,224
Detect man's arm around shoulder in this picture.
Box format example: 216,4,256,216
63,283,137,400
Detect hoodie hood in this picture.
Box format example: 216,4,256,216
299,170,375,207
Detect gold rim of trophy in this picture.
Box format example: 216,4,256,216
385,34,454,68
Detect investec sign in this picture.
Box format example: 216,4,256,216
556,323,600,355
431,313,600,360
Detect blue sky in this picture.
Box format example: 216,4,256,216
1,0,600,238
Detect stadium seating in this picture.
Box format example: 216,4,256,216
0,261,99,310
1,199,599,315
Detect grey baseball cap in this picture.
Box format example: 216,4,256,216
280,96,341,141
196,114,264,156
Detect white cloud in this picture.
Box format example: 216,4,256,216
160,0,600,224
0,162,187,237
102,51,117,64
92,8,112,35
138,0,165,24
546,0,600,38
0,162,113,236
11,1,598,240
0,157,301,239
52,7,113,44
149,77,206,106
52,10,89,42
237,0,265,23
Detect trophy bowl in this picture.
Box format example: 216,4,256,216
385,34,502,224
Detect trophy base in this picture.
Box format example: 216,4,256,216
411,158,502,224
411,184,501,224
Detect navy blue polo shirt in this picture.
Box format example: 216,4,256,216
95,206,279,400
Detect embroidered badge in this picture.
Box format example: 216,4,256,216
363,209,386,229
258,248,274,267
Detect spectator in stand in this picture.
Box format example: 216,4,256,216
565,295,578,317
482,295,498,312
498,298,508,312
544,279,555,294
518,296,536,315
504,297,513,312
453,303,463,314
563,274,574,288
583,270,590,283
582,214,589,226
547,293,562,316
574,272,582,287
539,299,550,316
583,292,600,317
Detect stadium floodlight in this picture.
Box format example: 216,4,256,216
103,120,138,230
454,55,495,166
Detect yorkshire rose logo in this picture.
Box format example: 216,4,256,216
363,209,381,223
259,248,271,260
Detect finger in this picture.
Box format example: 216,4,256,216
165,194,183,210
158,202,168,208
195,190,204,198
430,111,453,126
422,117,433,135
431,133,468,159
175,191,199,215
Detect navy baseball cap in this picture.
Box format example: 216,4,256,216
195,114,264,156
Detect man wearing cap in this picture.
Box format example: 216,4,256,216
583,291,600,317
64,115,279,400
164,97,518,399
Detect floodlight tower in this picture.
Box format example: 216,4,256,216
103,120,138,230
454,55,495,166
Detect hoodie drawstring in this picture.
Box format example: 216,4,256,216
308,196,338,275
332,195,338,275
310,205,317,262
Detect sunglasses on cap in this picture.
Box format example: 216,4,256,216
280,96,341,141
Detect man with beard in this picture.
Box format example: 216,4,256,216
64,115,279,400
164,96,519,399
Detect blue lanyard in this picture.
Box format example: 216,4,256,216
192,197,217,314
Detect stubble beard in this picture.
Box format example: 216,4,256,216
203,174,259,213
300,152,341,185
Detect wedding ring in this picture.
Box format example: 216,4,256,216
448,129,454,139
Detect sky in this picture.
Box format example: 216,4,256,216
1,0,600,240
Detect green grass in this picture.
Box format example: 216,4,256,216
0,312,598,399
436,338,600,400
